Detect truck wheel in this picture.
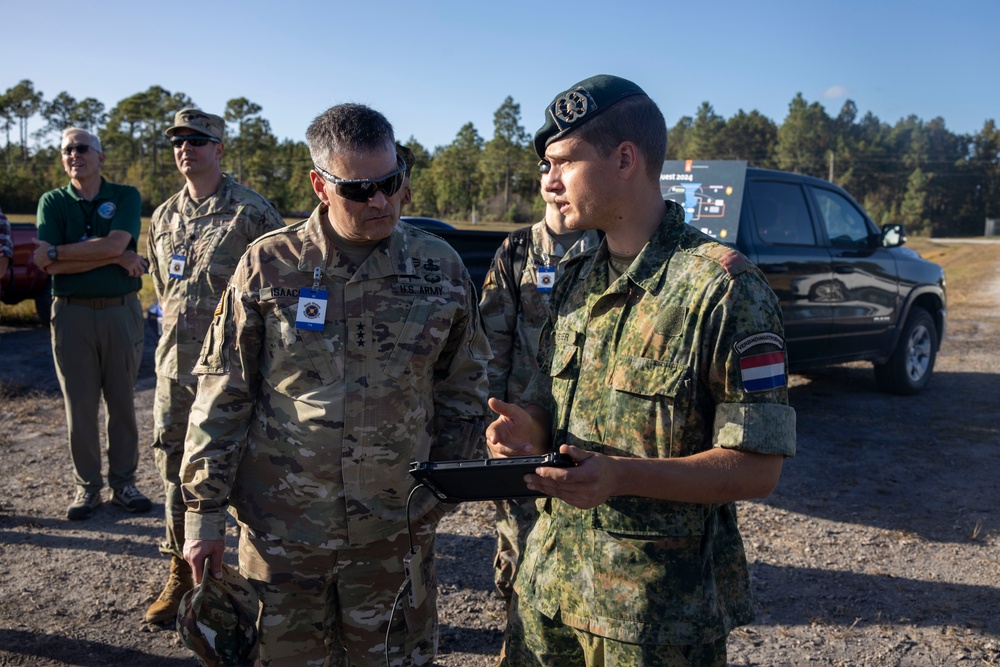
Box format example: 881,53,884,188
34,276,53,326
874,307,937,395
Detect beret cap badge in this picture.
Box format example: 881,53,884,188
552,90,593,125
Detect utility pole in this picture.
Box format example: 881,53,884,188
828,150,835,182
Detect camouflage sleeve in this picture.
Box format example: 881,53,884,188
479,236,519,402
147,205,166,301
256,200,286,236
705,269,796,457
520,317,555,420
181,256,264,540
430,271,492,462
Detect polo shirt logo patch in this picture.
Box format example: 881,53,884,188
97,202,117,219
740,351,786,392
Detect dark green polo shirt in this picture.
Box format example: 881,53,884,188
36,178,143,298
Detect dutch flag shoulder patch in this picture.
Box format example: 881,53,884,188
734,332,787,392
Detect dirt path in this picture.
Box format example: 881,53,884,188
1,240,998,666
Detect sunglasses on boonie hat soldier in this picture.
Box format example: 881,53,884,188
313,155,407,203
170,135,220,148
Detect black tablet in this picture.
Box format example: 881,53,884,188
408,453,574,503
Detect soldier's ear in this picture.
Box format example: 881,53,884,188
617,142,640,180
309,171,331,205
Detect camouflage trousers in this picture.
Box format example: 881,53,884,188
238,517,440,667
151,377,196,559
503,597,728,667
493,497,539,604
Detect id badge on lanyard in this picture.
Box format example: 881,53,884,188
169,245,187,279
295,267,328,331
537,265,556,292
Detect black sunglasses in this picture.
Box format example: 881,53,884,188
313,155,407,203
62,144,95,156
170,135,219,148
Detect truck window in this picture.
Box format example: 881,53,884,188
749,181,817,246
811,187,870,248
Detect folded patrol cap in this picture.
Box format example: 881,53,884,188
177,562,260,667
167,108,225,141
533,74,648,159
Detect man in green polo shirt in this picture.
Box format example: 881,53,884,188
34,127,152,521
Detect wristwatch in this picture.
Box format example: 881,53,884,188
47,246,58,261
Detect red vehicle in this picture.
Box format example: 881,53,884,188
0,221,52,324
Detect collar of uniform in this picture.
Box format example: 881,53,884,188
533,220,600,264
181,173,234,217
626,200,687,296
575,200,685,296
297,205,412,281
298,204,336,277
66,176,112,202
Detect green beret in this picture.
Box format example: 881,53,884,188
533,74,648,159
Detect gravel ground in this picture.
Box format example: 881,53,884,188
0,241,997,666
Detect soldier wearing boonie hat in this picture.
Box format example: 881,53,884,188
484,75,796,666
166,108,226,142
144,106,284,626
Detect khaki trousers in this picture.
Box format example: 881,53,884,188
51,296,143,493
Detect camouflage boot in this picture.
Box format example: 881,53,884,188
145,556,194,624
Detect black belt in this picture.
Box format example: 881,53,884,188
57,293,139,309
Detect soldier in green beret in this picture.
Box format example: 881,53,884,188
144,108,285,624
180,103,490,666
486,75,796,665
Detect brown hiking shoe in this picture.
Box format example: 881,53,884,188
145,556,194,624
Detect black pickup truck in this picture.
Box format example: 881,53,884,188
418,161,947,396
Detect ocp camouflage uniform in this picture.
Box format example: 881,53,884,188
510,200,796,661
181,207,490,666
147,173,284,559
479,220,599,604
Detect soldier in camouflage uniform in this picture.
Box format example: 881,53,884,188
180,103,490,666
145,109,285,624
486,75,797,666
478,169,599,615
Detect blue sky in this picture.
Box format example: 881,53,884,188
4,0,998,152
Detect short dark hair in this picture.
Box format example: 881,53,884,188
396,142,415,178
306,103,395,169
572,95,667,182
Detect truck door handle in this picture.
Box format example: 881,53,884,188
834,265,856,274
761,264,789,273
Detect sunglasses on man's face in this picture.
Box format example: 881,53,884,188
62,144,95,156
170,135,219,148
313,155,407,203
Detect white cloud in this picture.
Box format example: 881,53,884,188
822,85,848,100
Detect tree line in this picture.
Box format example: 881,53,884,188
2,79,998,236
